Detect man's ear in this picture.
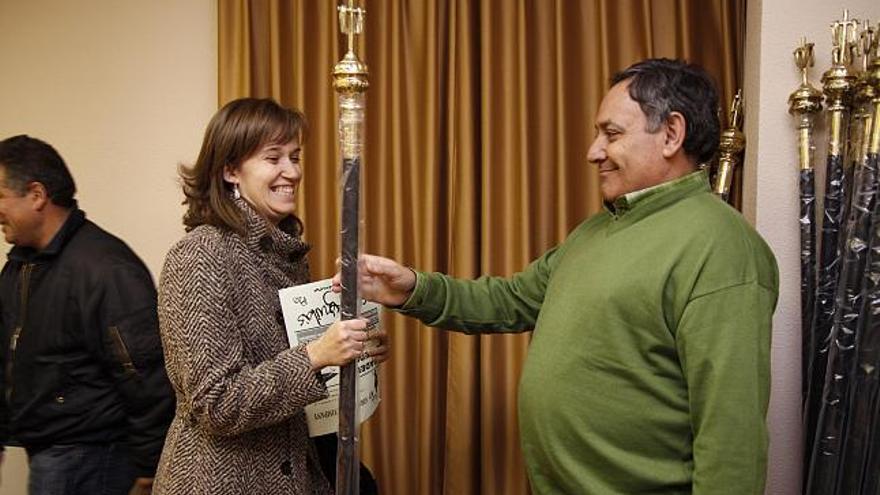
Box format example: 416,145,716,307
26,182,50,211
662,112,686,158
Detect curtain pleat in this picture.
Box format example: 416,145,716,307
217,1,744,493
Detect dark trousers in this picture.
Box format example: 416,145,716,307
27,443,136,495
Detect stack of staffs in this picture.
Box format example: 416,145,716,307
804,11,859,479
801,11,880,495
788,38,823,417
713,90,745,202
333,1,369,494
837,22,880,495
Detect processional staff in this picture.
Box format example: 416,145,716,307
805,10,861,495
713,90,745,202
788,38,823,411
333,1,369,494
837,21,880,495
804,12,859,480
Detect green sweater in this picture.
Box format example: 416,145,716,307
398,171,778,494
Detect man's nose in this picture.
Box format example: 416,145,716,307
587,138,605,164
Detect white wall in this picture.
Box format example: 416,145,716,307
0,1,217,492
743,1,879,494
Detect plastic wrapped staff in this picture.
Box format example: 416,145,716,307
789,39,823,410
814,23,878,495
713,90,745,202
333,2,368,493
838,23,879,495
806,11,860,494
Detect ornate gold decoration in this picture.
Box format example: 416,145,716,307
333,1,369,159
865,21,880,154
714,90,745,199
851,21,877,161
789,39,824,171
822,9,860,157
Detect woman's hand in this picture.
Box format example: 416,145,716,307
305,318,391,371
366,327,390,364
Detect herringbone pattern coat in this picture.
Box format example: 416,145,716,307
154,200,331,495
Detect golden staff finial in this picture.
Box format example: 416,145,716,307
339,0,365,55
857,20,876,72
713,90,745,200
830,9,859,67
333,0,369,157
822,10,860,157
794,37,815,86
729,90,743,130
789,37,824,171
866,22,880,155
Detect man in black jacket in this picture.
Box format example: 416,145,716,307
0,135,174,495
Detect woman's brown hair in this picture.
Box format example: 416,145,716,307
181,98,308,235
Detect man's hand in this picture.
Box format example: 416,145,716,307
129,477,153,495
332,254,416,308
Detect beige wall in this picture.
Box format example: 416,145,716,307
0,0,217,492
743,1,879,494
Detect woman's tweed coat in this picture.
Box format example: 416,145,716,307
154,200,331,495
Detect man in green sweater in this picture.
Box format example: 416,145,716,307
340,59,778,494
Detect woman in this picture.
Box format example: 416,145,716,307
154,98,387,494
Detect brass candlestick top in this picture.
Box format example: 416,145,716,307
789,39,823,116
333,1,369,94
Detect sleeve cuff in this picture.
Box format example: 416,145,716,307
399,270,428,311
289,344,329,404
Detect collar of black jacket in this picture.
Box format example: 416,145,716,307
8,208,87,263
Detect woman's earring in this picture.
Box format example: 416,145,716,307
233,183,241,200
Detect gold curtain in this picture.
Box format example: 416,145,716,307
218,1,745,493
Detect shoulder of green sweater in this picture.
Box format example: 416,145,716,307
675,193,772,250
673,193,779,296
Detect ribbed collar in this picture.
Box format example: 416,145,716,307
602,170,710,226
8,208,85,263
234,197,310,263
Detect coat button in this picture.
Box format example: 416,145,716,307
280,460,292,476
275,310,284,326
259,236,273,252
55,395,65,404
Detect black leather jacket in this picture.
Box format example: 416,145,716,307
0,209,174,477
